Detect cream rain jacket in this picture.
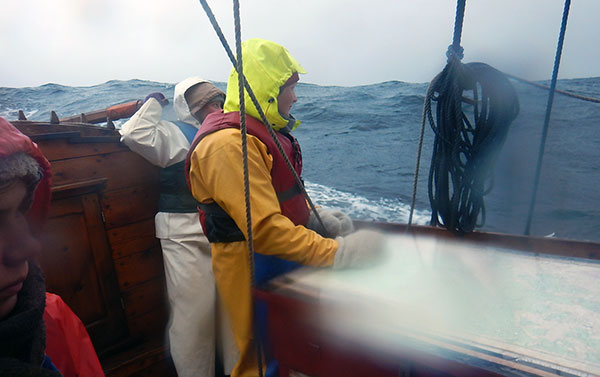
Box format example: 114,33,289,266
119,78,237,377
188,39,338,377
120,77,204,168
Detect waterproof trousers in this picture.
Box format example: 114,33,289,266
156,212,238,377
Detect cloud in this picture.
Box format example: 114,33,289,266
1,0,599,88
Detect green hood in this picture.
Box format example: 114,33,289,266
223,38,305,131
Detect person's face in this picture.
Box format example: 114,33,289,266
277,82,297,118
195,100,223,124
0,180,41,319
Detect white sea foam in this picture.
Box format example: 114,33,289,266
305,181,430,225
0,108,38,120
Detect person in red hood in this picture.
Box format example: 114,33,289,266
0,116,104,377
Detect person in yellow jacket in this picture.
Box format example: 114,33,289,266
186,38,383,377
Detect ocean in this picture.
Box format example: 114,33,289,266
1,75,599,242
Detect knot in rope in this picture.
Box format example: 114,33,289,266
446,44,464,62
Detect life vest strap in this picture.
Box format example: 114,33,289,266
198,202,245,243
276,183,302,203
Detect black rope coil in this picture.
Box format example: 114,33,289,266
426,60,520,234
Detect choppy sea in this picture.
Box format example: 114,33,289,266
1,75,599,242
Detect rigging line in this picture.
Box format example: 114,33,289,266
198,0,330,236
407,82,434,229
232,0,254,281
505,72,600,104
524,0,571,236
409,0,466,229
232,2,264,375
232,0,255,292
448,0,466,60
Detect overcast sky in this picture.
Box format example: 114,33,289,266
2,0,599,88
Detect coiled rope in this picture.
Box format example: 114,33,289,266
408,0,466,230
427,62,520,234
408,0,520,235
410,0,591,236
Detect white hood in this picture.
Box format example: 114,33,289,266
173,76,210,128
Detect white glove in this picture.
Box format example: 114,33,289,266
306,208,354,238
333,229,385,269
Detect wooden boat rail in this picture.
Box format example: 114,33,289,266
356,220,600,261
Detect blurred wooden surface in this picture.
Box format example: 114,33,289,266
257,228,600,377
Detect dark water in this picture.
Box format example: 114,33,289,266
2,76,599,242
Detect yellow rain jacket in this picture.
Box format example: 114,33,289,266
187,39,338,377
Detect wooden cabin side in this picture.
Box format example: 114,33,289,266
13,121,177,377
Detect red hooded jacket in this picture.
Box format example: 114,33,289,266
0,117,104,377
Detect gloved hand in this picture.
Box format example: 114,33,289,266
306,208,354,238
143,92,169,107
333,229,385,269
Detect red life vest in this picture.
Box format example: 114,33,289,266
185,112,309,242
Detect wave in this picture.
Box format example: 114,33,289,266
2,77,600,240
305,181,430,225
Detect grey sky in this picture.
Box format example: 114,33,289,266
1,0,599,88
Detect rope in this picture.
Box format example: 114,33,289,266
505,73,600,103
524,0,571,235
231,1,264,375
426,61,520,234
448,0,466,61
407,82,433,229
409,0,466,230
232,0,253,290
197,0,329,236
407,0,588,234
